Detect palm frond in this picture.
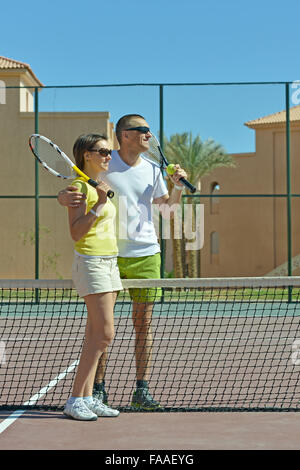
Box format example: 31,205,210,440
164,132,235,184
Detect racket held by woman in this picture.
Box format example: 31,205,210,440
28,134,114,198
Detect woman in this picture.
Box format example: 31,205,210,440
63,134,122,421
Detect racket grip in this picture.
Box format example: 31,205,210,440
88,178,114,198
179,177,197,194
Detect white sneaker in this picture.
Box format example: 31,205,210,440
86,398,120,417
63,398,98,421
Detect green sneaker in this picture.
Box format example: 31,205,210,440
131,388,161,410
92,383,108,405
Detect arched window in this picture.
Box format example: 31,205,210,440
210,231,219,264
0,80,6,105
210,182,220,214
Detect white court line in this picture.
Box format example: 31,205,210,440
0,359,79,434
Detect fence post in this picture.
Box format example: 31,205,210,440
34,87,39,281
285,83,292,276
159,84,165,279
285,83,293,301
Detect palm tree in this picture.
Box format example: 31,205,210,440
165,177,184,278
164,132,235,277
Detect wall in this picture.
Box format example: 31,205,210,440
0,74,113,278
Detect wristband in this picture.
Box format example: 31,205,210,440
89,209,98,217
174,184,183,191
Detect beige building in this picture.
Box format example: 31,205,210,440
0,55,299,278
0,56,114,279
197,106,300,277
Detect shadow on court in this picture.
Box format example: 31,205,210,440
1,411,300,450
0,410,64,420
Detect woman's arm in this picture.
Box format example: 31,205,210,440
68,202,97,242
68,181,111,242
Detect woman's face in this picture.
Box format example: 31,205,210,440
85,139,112,172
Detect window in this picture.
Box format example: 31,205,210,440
210,231,219,264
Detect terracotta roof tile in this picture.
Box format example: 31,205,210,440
245,105,300,128
0,55,43,87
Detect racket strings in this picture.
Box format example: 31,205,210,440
31,137,74,178
142,136,164,167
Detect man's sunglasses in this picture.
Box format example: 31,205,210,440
124,126,151,134
89,148,112,156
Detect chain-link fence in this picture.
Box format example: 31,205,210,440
0,81,298,279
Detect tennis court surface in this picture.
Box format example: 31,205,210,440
1,276,300,411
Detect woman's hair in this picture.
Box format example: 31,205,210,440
73,133,107,170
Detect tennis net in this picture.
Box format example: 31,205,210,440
0,277,300,412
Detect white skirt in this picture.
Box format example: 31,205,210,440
72,253,123,298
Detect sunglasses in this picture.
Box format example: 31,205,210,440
125,126,151,134
89,148,112,157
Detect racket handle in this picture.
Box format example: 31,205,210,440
88,178,114,199
179,177,197,194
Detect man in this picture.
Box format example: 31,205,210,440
58,114,187,409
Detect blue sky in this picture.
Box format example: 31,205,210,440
1,0,300,153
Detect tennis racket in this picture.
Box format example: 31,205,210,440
143,134,197,193
28,134,114,198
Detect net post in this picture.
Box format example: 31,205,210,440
285,83,292,302
34,87,40,302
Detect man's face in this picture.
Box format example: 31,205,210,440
122,117,151,153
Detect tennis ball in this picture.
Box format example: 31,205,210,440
166,164,176,175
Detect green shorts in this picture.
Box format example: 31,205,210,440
117,253,162,303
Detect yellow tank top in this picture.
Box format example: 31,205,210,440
71,177,118,256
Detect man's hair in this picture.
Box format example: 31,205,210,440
115,114,145,144
73,133,107,171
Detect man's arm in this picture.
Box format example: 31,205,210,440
153,165,187,206
57,185,86,208
153,186,182,206
153,165,187,217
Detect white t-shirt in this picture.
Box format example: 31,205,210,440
102,150,168,257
